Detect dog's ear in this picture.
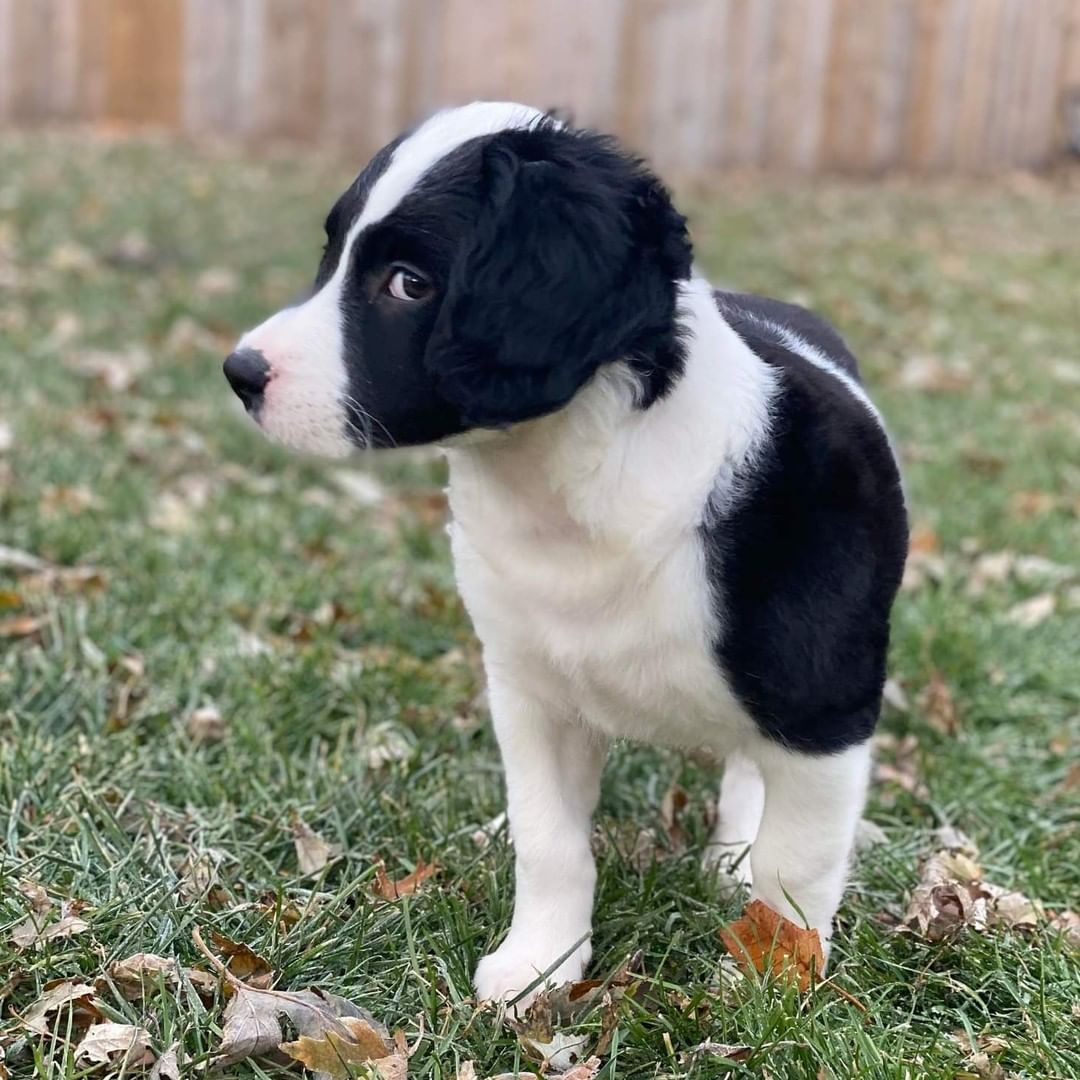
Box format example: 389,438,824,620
424,128,692,427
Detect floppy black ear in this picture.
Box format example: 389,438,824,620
424,127,692,427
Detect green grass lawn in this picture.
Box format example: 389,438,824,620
1,134,1077,1079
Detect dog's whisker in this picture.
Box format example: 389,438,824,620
341,393,396,448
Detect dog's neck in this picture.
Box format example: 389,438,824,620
443,277,777,545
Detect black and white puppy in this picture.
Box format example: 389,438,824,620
224,102,908,1005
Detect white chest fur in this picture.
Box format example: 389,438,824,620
444,280,777,752
449,510,751,749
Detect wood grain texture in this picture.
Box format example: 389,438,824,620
105,0,183,126
0,0,1075,173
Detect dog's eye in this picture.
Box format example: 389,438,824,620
386,266,432,302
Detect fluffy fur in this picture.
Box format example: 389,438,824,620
225,101,909,1006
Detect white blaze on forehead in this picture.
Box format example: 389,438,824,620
330,100,547,282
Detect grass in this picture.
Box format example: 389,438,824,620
0,133,1077,1079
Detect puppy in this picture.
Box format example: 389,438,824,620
224,101,908,1005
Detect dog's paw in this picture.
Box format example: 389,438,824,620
474,935,590,1012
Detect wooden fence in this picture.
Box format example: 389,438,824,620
2,0,1079,173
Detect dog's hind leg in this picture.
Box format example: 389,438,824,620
746,738,871,964
702,751,764,887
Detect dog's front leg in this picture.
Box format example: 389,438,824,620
474,678,608,1007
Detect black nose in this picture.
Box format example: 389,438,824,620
223,348,270,412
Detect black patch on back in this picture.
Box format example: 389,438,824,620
703,299,907,754
715,290,861,379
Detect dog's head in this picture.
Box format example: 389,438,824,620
224,102,693,454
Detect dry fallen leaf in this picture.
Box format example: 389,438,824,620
17,879,51,915
106,952,178,998
21,565,107,596
210,931,274,991
874,732,928,801
280,1016,407,1080
719,899,823,992
0,544,48,572
74,1022,155,1068
292,818,340,877
334,469,386,507
882,677,910,713
949,1030,1015,1080
0,614,45,640
217,983,389,1069
149,1042,181,1080
65,346,149,393
373,858,439,900
557,1057,602,1080
896,355,973,393
177,849,230,908
102,952,213,1000
919,671,960,735
1048,909,1080,949
902,840,1043,942
19,980,100,1035
10,907,90,950
681,1041,753,1064
196,266,239,296
508,963,637,1071
1005,593,1056,628
187,703,226,743
659,781,690,852
193,915,397,1075
932,825,978,855
1010,490,1057,518
966,551,1015,597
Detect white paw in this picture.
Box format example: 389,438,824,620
701,842,754,890
474,935,590,1011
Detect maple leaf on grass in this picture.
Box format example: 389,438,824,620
282,1023,410,1080
99,951,216,1000
210,930,274,991
149,1042,181,1080
10,896,91,950
74,1022,155,1068
292,816,340,876
372,857,439,900
508,958,639,1071
719,899,824,992
192,926,406,1077
902,838,1043,942
18,980,101,1035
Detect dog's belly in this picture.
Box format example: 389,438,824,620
452,524,753,751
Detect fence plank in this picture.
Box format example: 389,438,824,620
7,0,82,122
1023,0,1067,164
103,0,183,127
871,0,918,169
253,0,329,139
520,0,623,132
76,0,110,123
0,0,13,123
1062,0,1080,154
954,0,1000,170
721,0,779,167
